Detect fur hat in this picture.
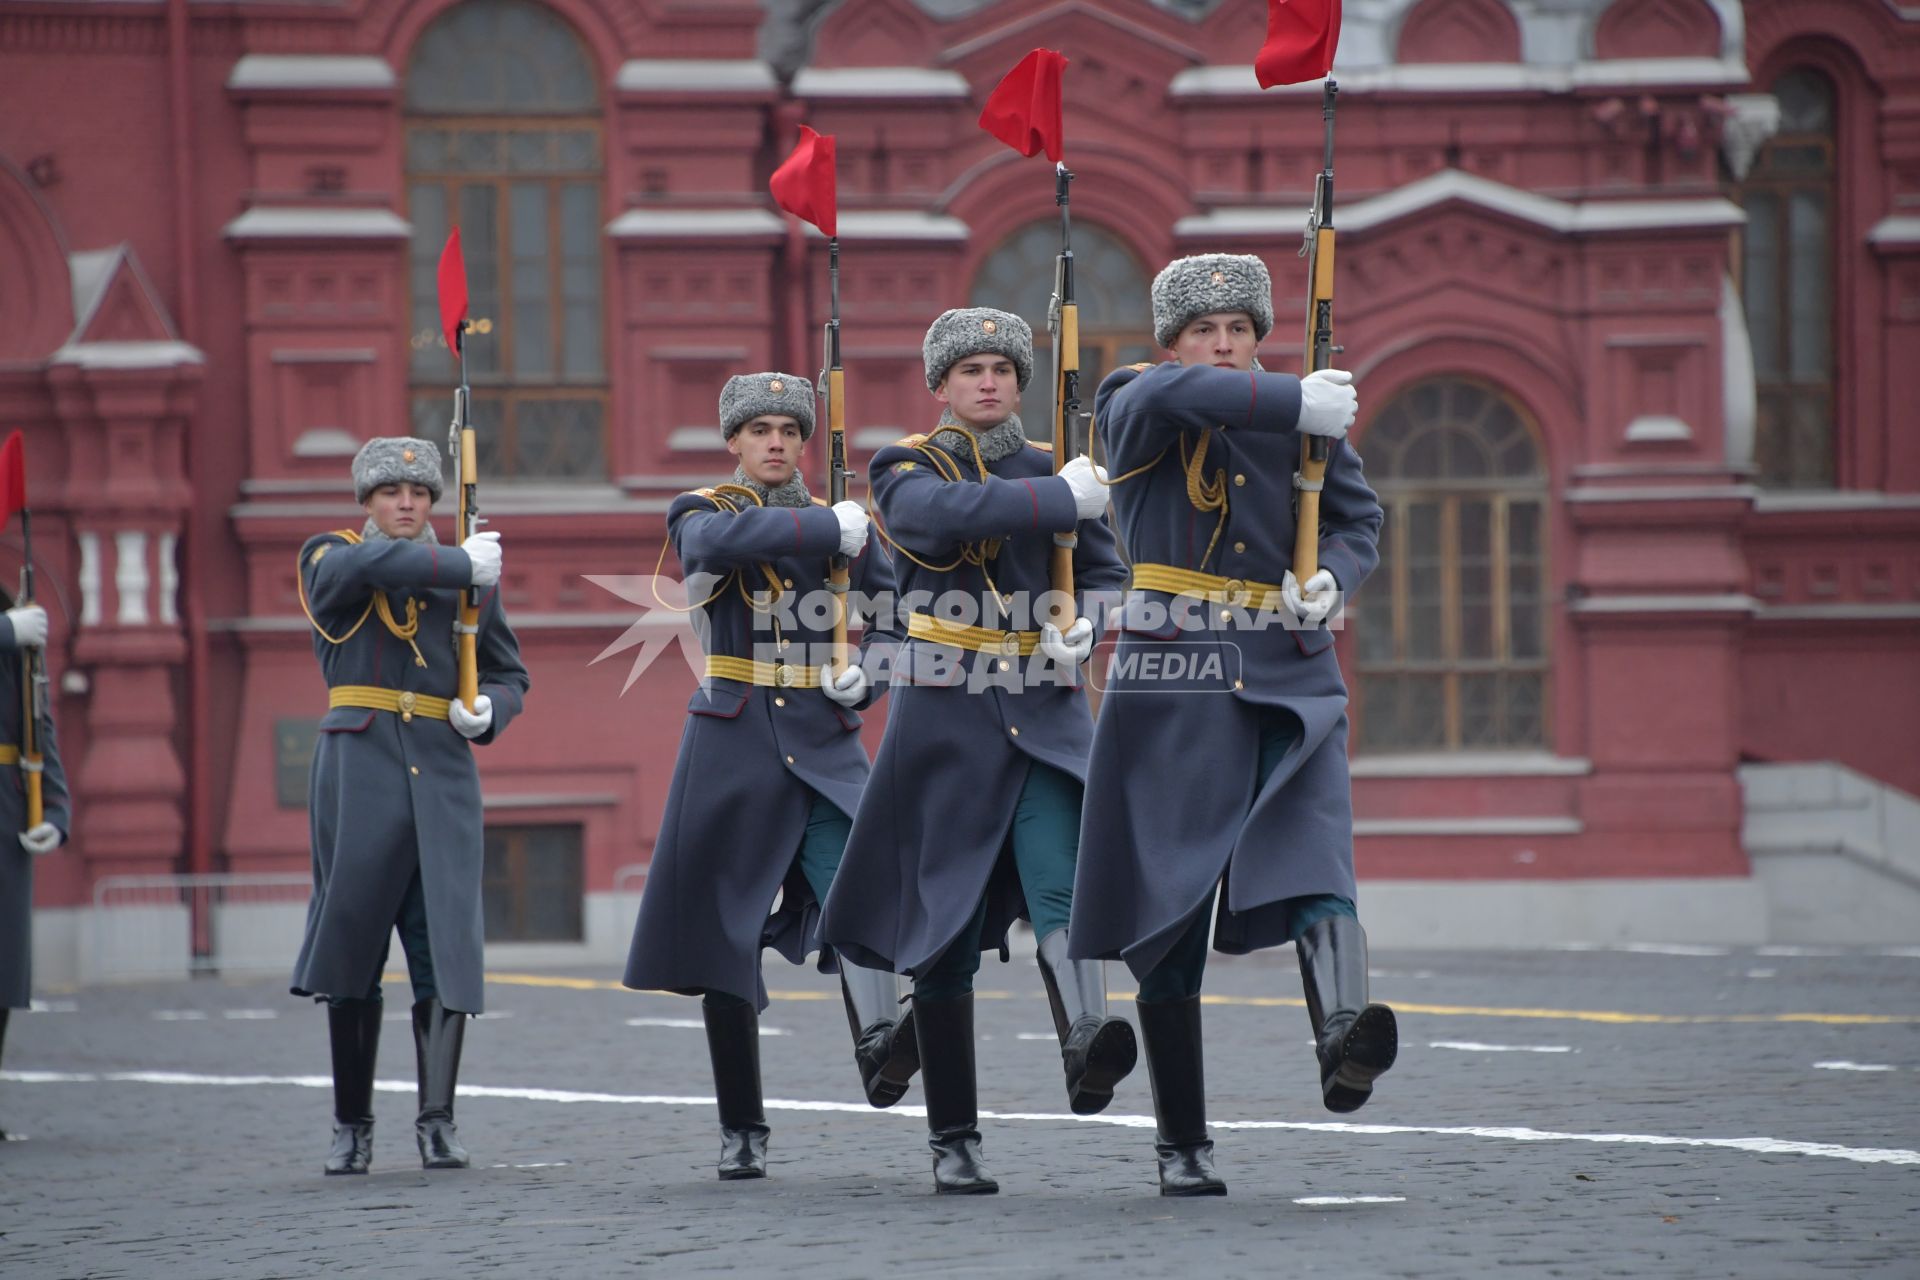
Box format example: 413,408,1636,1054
922,307,1033,392
1150,253,1275,348
720,372,816,441
352,436,444,504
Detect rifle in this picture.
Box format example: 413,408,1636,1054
1293,81,1339,585
822,236,849,669
447,345,481,711
17,515,44,828
1047,161,1091,630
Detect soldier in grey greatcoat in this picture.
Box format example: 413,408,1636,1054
623,372,915,1182
0,596,70,1140
291,436,528,1175
1070,254,1395,1196
821,308,1136,1195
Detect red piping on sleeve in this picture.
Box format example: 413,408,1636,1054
429,543,440,584
788,508,805,550
1021,478,1041,529
1245,369,1258,430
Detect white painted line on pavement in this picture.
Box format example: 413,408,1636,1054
487,1162,573,1169
1744,970,1777,979
152,1011,209,1021
223,1010,278,1020
1294,1195,1407,1205
1880,948,1920,959
624,1017,790,1036
1428,1041,1574,1054
1756,946,1843,957
1613,944,1730,957
1812,1061,1897,1073
27,999,77,1013
7,1069,1918,1169
1015,1032,1056,1041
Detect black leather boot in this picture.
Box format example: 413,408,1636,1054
913,994,997,1194
1035,930,1138,1115
703,997,769,1180
324,1000,381,1175
412,998,471,1169
841,963,919,1108
1296,916,1397,1114
1136,996,1227,1197
0,1007,10,1141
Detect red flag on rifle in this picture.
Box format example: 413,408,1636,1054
436,227,469,362
0,432,25,526
770,126,837,237
978,48,1067,163
1255,0,1341,88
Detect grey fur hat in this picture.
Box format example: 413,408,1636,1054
1151,253,1275,348
353,436,444,503
922,307,1033,392
720,371,816,441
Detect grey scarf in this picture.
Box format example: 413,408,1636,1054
729,466,812,508
929,410,1029,466
360,517,441,544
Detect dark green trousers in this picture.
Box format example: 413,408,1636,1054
706,789,849,1012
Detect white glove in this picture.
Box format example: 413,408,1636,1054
1281,569,1340,627
1297,369,1357,440
1058,455,1110,521
449,693,494,740
5,605,47,649
832,501,869,558
20,822,62,856
461,531,502,588
1039,617,1095,665
820,661,869,708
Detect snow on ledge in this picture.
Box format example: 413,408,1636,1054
792,67,970,99
1171,58,1751,98
50,341,205,370
615,60,776,94
606,209,784,238
227,56,395,92
224,207,411,240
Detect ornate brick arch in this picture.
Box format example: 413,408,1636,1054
1395,0,1523,66
373,0,627,80
0,156,75,363
1591,0,1722,61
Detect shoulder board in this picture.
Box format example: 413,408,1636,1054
303,528,359,566
1026,440,1054,453
810,496,830,507
893,432,929,448
1127,361,1152,373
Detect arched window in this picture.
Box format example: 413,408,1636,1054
405,0,606,479
970,221,1154,436
1353,379,1549,752
1741,69,1835,488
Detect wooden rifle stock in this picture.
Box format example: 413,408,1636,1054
1294,82,1339,586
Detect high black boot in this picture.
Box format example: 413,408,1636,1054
1035,930,1138,1115
411,998,471,1169
841,963,919,1108
324,1000,382,1175
1296,916,1397,1114
0,1007,10,1141
913,994,997,1194
703,997,769,1179
1136,996,1227,1197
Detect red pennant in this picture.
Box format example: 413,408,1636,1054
436,227,469,362
770,126,837,237
0,432,25,527
978,48,1067,163
1256,0,1342,88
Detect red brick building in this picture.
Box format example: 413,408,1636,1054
2,0,1914,979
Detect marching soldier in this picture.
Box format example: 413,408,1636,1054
822,308,1135,1195
623,373,916,1181
1070,254,1393,1196
0,596,69,1140
291,437,528,1175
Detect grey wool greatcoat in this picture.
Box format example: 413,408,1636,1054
1068,362,1383,980
289,530,529,1014
623,488,901,1011
0,613,72,1010
821,433,1128,976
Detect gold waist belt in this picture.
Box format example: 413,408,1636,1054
1129,563,1284,611
0,745,18,764
329,685,453,723
907,612,1041,657
704,655,821,689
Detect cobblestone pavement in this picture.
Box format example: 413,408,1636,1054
3,944,1917,1278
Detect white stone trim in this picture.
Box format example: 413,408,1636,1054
1624,415,1692,443
1568,594,1758,614
1750,490,1920,513
157,532,178,626
802,211,969,241
1169,58,1751,99
615,59,776,93
1562,484,1756,503
1176,170,1742,240
226,55,395,92
292,428,362,458
1354,816,1584,836
1867,215,1920,247
223,207,411,241
792,67,970,98
49,341,204,369
1350,752,1593,779
605,208,784,239
114,530,149,627
77,533,102,628
1753,604,1920,623
1721,272,1757,471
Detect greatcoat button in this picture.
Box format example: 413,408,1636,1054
774,697,786,707
785,755,796,764
1009,726,1020,737
1233,473,1247,487
410,766,420,776
1234,541,1247,554
783,578,794,589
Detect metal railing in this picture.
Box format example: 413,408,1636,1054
89,873,313,980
